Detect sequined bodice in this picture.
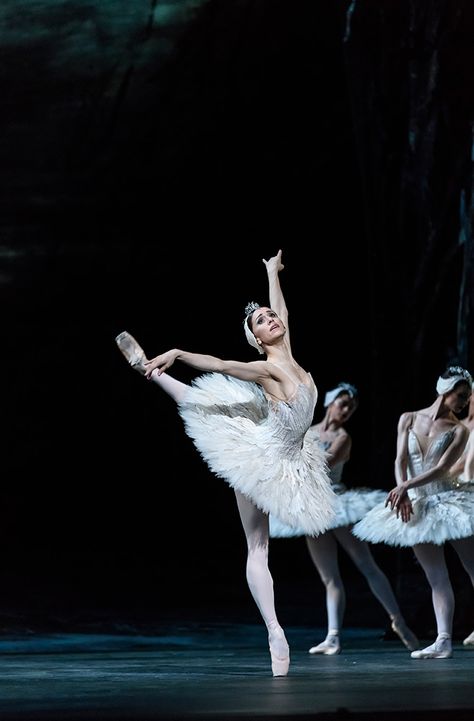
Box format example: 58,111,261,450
267,382,317,460
408,428,456,497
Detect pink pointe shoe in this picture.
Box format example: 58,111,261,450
115,331,147,375
308,630,341,656
268,626,290,677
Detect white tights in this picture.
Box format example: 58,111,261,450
414,537,474,636
306,526,404,633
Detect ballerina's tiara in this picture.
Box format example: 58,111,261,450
244,301,261,318
446,366,472,382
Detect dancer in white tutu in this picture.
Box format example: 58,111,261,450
115,249,337,677
353,366,474,659
270,383,419,655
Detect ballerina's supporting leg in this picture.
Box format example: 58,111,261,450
334,528,419,651
410,544,453,659
235,490,290,677
305,533,343,655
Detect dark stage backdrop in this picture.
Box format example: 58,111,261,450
2,0,474,633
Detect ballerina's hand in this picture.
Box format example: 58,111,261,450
385,484,413,522
263,249,284,274
397,496,414,522
144,350,178,379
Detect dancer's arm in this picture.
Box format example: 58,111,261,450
449,453,466,479
144,349,276,384
263,250,290,345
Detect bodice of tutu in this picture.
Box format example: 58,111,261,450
408,428,456,498
266,381,317,458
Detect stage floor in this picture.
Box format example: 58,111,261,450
0,621,473,721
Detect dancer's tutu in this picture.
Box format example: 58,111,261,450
178,373,337,536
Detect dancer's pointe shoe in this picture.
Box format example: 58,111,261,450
268,627,290,677
463,630,474,646
115,331,147,375
308,630,341,656
390,616,420,651
410,633,452,659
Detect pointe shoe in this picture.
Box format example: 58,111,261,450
463,630,474,646
391,617,420,651
308,630,341,656
115,331,147,375
268,627,290,677
410,633,452,659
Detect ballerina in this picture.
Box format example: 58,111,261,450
115,250,337,676
353,366,474,659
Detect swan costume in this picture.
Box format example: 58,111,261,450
178,373,337,536
352,425,474,547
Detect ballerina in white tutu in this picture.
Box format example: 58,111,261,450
353,366,474,659
115,249,337,677
270,383,419,655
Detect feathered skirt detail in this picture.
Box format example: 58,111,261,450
178,373,337,536
270,487,387,538
352,487,474,547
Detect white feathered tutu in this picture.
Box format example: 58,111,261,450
353,429,474,547
178,373,337,536
352,486,474,547
270,472,386,538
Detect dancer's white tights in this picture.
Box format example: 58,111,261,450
235,490,287,658
414,537,474,637
148,369,188,403
413,543,454,635
306,527,403,633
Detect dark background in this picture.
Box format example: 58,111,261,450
2,0,474,635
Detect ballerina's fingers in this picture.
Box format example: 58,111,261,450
385,491,397,510
144,358,165,379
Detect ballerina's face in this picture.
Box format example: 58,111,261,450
250,307,286,347
445,382,471,415
330,393,358,424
